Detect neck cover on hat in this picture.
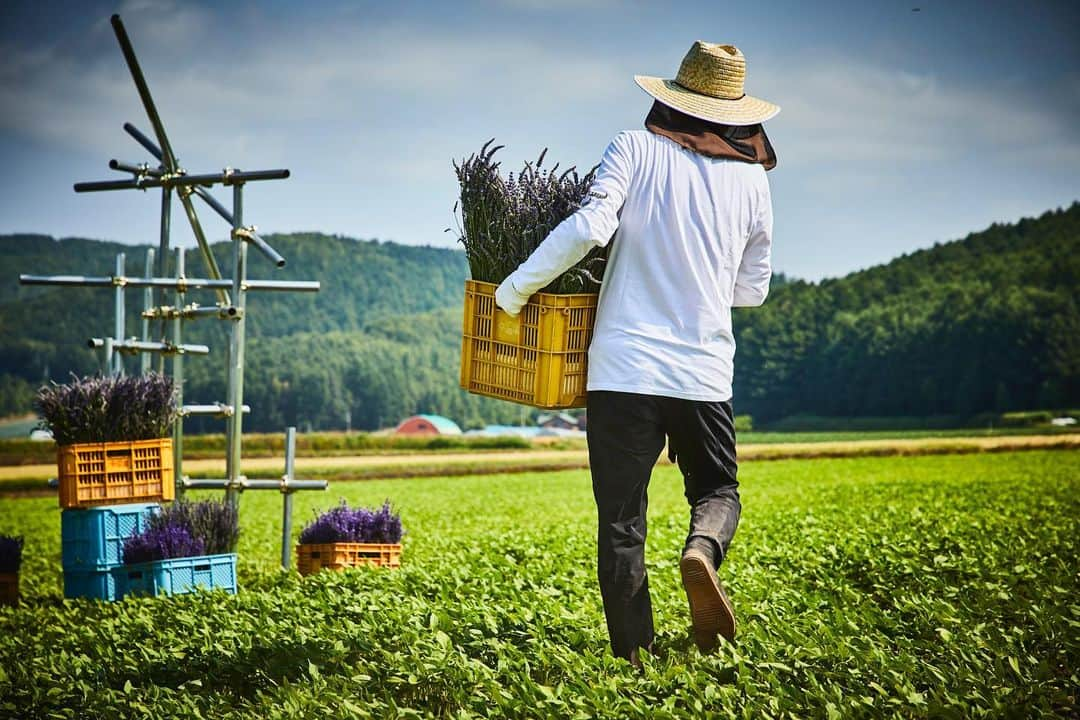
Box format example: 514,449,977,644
644,101,777,171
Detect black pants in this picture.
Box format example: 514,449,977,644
586,390,741,658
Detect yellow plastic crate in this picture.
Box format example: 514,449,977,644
460,279,597,409
57,438,175,509
296,543,402,576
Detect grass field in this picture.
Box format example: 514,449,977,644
1,450,1077,717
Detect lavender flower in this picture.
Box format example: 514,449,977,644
122,525,205,565
451,141,608,293
299,500,403,545
35,373,178,445
0,535,23,574
148,499,239,555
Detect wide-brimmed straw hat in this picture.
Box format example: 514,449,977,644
635,41,779,126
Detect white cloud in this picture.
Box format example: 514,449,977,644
757,56,1080,169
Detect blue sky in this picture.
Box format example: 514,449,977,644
1,0,1077,280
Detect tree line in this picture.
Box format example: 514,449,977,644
1,204,1076,430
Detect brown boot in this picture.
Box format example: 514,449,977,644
680,548,736,651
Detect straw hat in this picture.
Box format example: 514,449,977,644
635,41,779,126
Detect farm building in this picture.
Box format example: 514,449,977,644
394,414,463,436
537,412,586,430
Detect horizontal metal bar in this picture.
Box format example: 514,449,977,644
110,159,163,177
243,479,328,491
89,338,210,355
234,226,286,268
244,280,319,292
181,403,250,417
181,477,327,491
74,178,150,193
21,274,319,292
142,304,239,320
73,168,290,194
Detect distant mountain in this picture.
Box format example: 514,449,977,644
1,203,1077,430
732,203,1080,421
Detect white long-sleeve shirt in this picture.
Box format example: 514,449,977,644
495,129,773,402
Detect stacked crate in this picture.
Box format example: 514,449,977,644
62,503,160,601
57,438,174,601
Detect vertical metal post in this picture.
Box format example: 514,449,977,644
173,248,185,496
157,187,171,374
281,426,296,570
113,253,126,376
225,181,247,508
140,248,155,374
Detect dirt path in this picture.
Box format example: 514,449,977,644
1,434,1075,484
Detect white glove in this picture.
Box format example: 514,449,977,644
494,275,529,317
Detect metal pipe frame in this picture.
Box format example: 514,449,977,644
225,183,247,508
20,275,319,292
181,404,250,417
110,159,164,178
142,304,239,320
182,478,326,492
89,338,210,355
74,169,290,194
281,427,297,569
172,248,185,492
157,182,172,373
140,248,155,374
112,253,125,375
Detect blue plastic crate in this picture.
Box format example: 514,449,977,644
62,503,160,571
114,553,238,599
64,568,118,601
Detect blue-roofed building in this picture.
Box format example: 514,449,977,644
394,414,463,436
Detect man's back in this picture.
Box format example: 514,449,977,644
588,130,773,402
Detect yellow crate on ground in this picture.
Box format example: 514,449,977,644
57,438,174,509
460,279,597,409
296,543,402,576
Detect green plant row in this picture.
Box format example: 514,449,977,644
0,450,1076,717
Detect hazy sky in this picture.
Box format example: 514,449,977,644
1,0,1077,280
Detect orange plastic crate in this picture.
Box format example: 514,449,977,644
0,573,17,606
57,438,175,509
296,543,402,576
460,279,597,409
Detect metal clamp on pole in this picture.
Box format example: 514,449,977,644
233,226,286,268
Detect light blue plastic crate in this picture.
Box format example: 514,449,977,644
64,568,118,601
61,503,161,571
114,553,238,599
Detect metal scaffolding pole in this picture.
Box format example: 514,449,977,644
20,275,319,293
173,248,185,493
140,248,155,374
225,182,247,507
112,253,125,375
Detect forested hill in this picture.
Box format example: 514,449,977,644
1,203,1077,430
0,233,526,430
733,203,1079,422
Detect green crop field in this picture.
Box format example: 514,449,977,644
1,450,1077,718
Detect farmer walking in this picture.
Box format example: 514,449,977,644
495,41,777,667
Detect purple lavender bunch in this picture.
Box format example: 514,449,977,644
0,535,23,574
122,525,205,565
451,140,607,293
35,372,178,445
299,500,403,544
149,499,238,555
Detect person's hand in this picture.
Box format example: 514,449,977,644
495,276,529,317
